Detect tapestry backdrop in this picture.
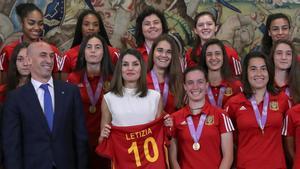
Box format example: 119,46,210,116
0,0,299,58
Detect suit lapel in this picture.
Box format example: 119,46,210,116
52,80,65,138
23,82,51,135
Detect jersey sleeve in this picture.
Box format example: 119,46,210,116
219,112,235,133
283,110,295,136
0,47,9,71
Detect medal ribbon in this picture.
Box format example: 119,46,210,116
249,92,269,131
84,72,103,106
186,113,207,144
151,69,169,107
207,86,226,108
285,87,290,97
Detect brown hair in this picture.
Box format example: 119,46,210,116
241,52,277,98
148,34,184,108
110,48,148,97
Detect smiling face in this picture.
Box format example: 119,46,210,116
21,10,43,41
205,44,223,71
194,14,217,43
121,54,141,87
16,48,30,76
268,18,290,41
142,14,163,42
273,43,292,71
184,70,208,102
28,42,54,83
84,37,103,65
82,14,100,37
153,40,172,70
247,57,269,90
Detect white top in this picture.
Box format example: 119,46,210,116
31,77,55,112
104,88,161,126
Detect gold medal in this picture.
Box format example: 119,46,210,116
89,105,97,113
192,142,200,151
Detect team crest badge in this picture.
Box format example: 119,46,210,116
205,115,214,125
270,101,279,111
224,87,233,96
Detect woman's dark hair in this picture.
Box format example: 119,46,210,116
182,66,208,105
71,9,111,48
270,39,297,80
191,11,217,64
261,13,291,56
183,66,208,83
75,34,114,80
16,3,43,22
241,51,277,98
110,48,148,97
134,7,168,47
148,34,184,108
199,39,232,81
7,42,30,91
168,31,185,57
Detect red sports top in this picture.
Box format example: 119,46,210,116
146,73,177,114
171,102,234,169
96,117,167,169
136,44,149,64
284,104,300,169
206,79,243,109
63,45,119,72
185,45,242,76
67,71,111,169
67,71,111,146
0,38,66,72
225,92,289,169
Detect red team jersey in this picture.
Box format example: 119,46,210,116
96,117,167,169
146,73,177,114
171,102,234,169
185,45,242,76
67,71,111,169
284,104,300,169
136,44,149,64
63,45,119,72
0,38,66,72
225,92,289,169
206,79,243,108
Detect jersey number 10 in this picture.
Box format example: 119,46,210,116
128,137,159,167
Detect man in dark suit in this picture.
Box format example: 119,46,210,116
2,41,88,169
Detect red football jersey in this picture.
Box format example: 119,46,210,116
206,79,243,109
96,117,167,169
225,92,289,169
171,102,234,169
185,45,241,76
63,45,119,72
146,73,177,114
136,44,149,64
284,104,300,169
0,38,65,72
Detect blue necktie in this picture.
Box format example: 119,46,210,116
40,84,54,131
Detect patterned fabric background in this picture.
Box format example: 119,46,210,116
0,0,299,58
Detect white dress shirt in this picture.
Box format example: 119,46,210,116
31,77,55,112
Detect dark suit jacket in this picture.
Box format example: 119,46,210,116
2,80,88,169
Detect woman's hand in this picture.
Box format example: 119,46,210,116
98,124,111,143
164,114,173,127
